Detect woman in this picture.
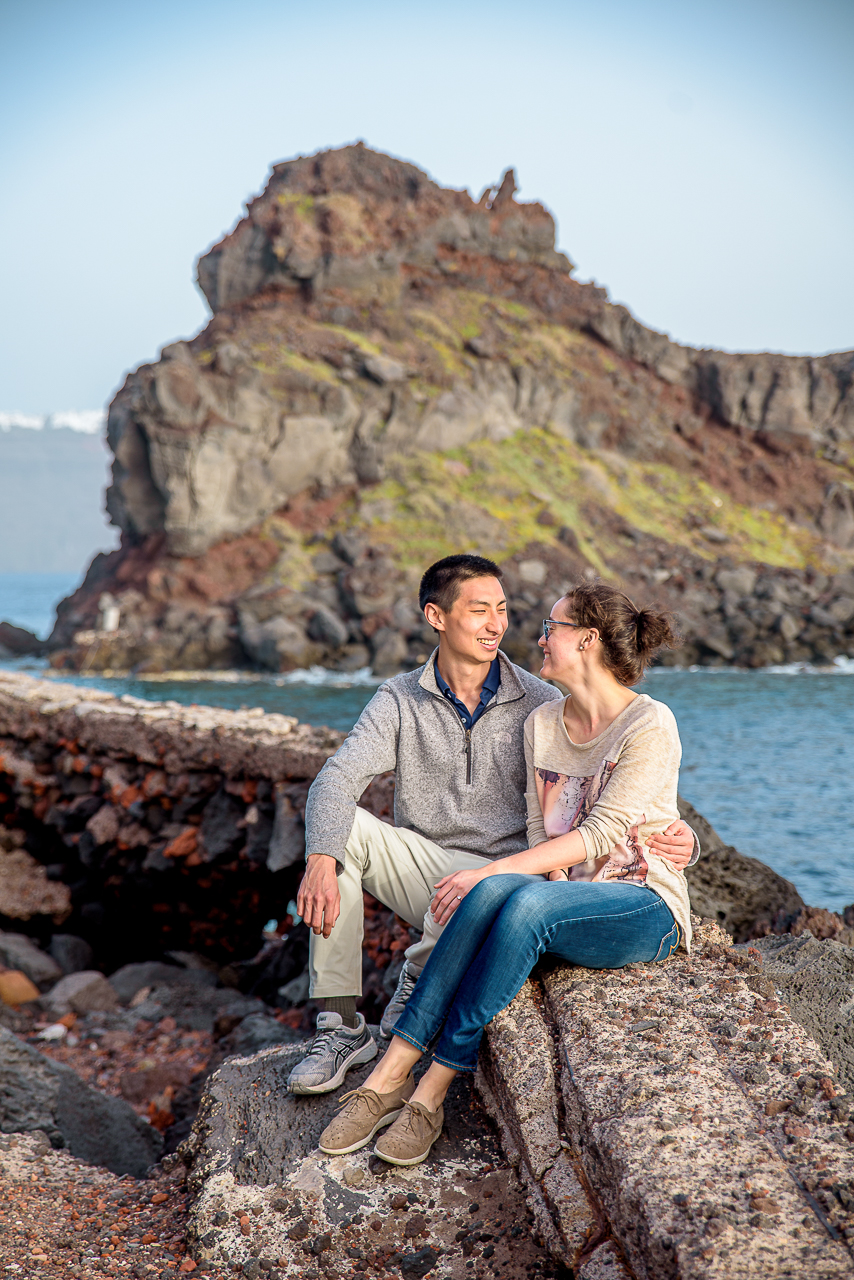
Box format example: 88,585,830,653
318,580,691,1166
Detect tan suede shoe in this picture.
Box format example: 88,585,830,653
318,1074,415,1156
373,1099,444,1166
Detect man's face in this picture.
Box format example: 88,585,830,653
425,576,508,664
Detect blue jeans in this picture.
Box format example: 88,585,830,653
393,875,681,1073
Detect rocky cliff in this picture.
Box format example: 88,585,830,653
46,143,854,675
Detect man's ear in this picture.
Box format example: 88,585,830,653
424,602,446,634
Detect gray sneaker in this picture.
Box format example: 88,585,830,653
287,1012,377,1095
380,960,418,1039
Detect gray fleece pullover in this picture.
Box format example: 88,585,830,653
304,649,562,865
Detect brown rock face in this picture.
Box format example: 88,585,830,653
46,143,854,675
197,144,572,314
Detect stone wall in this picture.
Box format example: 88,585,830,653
0,671,349,969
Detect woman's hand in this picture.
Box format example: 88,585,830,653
548,868,569,882
430,866,494,925
645,820,694,870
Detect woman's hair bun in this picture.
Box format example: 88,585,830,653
635,607,677,655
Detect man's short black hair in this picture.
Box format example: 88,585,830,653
419,554,503,614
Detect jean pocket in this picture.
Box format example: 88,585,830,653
652,920,682,963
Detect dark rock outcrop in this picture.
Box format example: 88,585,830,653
679,796,806,940
0,621,45,658
0,1026,163,1176
747,932,854,1093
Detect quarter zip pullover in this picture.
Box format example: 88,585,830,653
304,649,562,866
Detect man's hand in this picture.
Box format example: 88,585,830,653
645,820,694,871
297,854,341,938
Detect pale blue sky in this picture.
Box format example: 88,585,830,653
1,0,852,415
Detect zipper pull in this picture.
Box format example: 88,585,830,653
464,729,472,785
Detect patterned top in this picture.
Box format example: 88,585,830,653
523,693,692,951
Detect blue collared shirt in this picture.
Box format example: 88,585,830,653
434,656,501,731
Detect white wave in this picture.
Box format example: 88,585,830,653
48,410,105,434
273,665,381,688
0,410,106,434
648,656,854,676
32,663,384,688
0,412,43,431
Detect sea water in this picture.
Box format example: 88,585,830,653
2,574,853,912
0,571,80,639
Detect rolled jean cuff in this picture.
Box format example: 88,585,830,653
393,1023,479,1073
391,1026,430,1056
431,1049,478,1074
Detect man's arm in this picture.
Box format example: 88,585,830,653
645,821,699,870
298,686,400,937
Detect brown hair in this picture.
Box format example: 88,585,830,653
560,579,681,685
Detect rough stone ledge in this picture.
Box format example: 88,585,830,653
180,920,854,1278
180,1039,551,1279
0,670,343,780
477,920,854,1279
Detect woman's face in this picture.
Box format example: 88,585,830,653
538,597,584,682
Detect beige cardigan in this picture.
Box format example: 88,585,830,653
524,693,692,952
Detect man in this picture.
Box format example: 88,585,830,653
288,554,697,1094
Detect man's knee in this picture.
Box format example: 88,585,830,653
343,806,385,870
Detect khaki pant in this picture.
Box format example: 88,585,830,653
309,807,493,998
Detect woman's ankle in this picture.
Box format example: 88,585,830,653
363,1043,421,1094
411,1063,455,1113
365,1064,412,1093
410,1081,446,1113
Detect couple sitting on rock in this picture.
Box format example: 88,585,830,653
287,554,698,1166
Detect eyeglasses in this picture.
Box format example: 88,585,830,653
542,618,582,639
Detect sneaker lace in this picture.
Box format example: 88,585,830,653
396,968,417,1002
304,1025,338,1059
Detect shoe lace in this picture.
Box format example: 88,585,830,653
336,1087,383,1119
397,1101,427,1136
396,968,417,1002
304,1025,338,1059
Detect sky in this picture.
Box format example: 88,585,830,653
1,0,852,416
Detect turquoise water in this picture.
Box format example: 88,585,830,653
2,574,853,912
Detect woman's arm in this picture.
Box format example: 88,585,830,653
523,714,549,849
430,829,587,922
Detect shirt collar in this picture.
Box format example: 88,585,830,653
434,655,501,703
418,647,526,705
